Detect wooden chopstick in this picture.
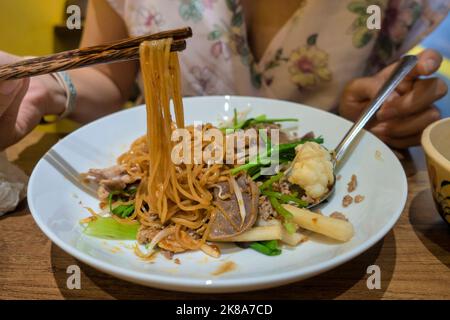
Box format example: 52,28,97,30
0,40,186,81
0,27,192,81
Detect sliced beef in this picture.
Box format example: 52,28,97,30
300,131,315,140
84,164,139,200
250,123,292,144
208,174,259,240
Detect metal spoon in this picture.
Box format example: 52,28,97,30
307,55,418,209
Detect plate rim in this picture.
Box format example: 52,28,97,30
27,95,408,292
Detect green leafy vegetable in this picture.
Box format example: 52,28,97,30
230,137,324,176
229,159,268,175
268,196,294,219
108,191,135,218
261,190,308,207
259,172,284,190
228,108,298,130
83,217,139,240
126,185,138,195
107,191,118,210
239,116,298,130
266,195,299,234
112,204,135,218
249,240,282,256
259,127,271,150
283,221,297,235
251,172,261,180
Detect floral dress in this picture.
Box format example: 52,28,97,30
107,0,449,111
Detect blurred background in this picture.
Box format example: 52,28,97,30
0,0,448,132
0,0,86,55
411,14,450,118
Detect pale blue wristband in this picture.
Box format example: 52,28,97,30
51,71,77,120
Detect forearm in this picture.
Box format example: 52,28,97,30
41,66,131,124
69,67,128,123
0,0,136,149
41,0,138,124
63,0,137,123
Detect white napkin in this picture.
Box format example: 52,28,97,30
0,152,28,216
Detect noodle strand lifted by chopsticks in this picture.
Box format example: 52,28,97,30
116,39,231,257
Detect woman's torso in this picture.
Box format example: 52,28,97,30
107,0,446,110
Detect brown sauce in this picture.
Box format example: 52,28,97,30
211,261,236,276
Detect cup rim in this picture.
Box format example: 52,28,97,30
421,117,450,171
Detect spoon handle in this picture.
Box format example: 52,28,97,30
334,55,418,165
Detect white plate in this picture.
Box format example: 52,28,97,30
28,96,407,293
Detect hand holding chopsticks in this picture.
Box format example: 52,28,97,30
0,27,192,81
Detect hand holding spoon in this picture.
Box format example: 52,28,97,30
307,55,418,209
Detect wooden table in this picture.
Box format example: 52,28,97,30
1,130,449,300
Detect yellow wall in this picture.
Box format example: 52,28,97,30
0,0,66,55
